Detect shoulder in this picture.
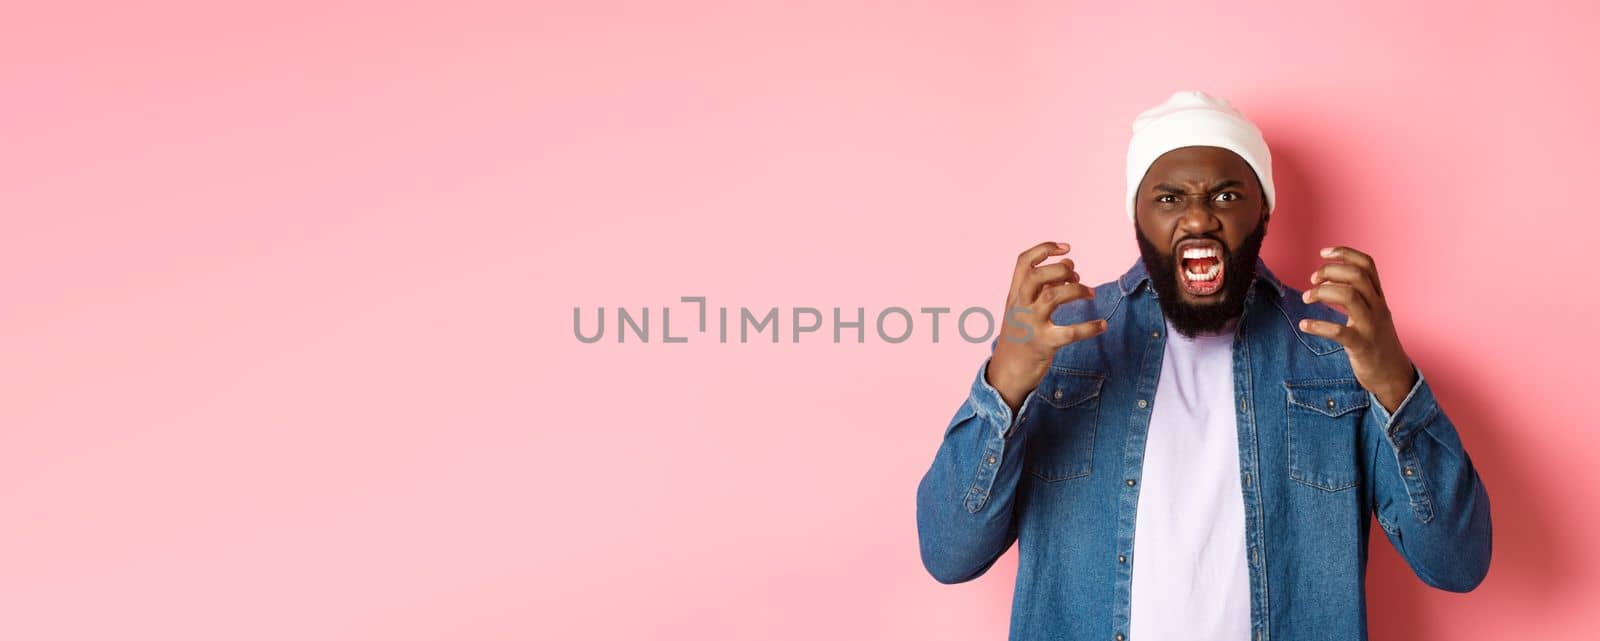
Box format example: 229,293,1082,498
1265,280,1353,357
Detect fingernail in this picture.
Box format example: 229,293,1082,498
1309,272,1318,283
1320,247,1335,257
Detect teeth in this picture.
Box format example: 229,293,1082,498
1184,259,1222,281
1180,245,1222,283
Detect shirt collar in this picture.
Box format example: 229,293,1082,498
1117,254,1287,300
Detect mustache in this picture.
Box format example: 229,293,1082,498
1170,236,1227,255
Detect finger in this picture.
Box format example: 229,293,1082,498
1297,318,1355,345
1302,282,1372,329
1034,282,1095,315
1011,242,1070,304
1320,246,1382,297
1021,260,1078,302
1014,241,1070,283
1044,318,1108,347
1310,263,1380,305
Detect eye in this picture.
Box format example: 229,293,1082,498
1215,191,1240,203
1157,194,1179,204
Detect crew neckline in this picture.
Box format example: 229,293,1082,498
1164,315,1239,343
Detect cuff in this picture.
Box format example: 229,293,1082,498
970,356,1039,440
1368,363,1435,451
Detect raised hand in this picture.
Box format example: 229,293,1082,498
1298,245,1418,413
986,241,1108,414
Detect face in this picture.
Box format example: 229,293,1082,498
1133,145,1270,338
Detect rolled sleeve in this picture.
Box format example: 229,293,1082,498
1362,361,1492,591
1368,363,1431,453
915,356,1036,582
970,356,1040,440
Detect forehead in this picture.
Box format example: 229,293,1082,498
1142,145,1255,186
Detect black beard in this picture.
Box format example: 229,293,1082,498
1135,219,1267,339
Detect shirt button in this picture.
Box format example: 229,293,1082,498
1150,331,1158,339
1243,471,1251,487
1053,389,1063,401
1402,467,1414,477
986,455,997,465
1137,399,1148,409
1116,634,1125,641
1117,554,1126,563
1327,398,1336,410
1126,479,1137,487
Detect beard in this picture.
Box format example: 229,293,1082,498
1135,217,1268,339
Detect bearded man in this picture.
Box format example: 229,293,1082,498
915,91,1491,641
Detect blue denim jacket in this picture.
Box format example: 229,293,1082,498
915,256,1491,641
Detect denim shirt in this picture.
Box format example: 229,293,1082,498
915,256,1492,641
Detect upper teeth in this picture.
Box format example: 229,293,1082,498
1182,247,1219,259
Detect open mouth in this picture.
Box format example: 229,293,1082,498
1177,241,1225,296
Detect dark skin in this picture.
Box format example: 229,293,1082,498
1135,146,1268,309
988,145,1417,415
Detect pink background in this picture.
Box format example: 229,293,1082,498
3,1,1596,639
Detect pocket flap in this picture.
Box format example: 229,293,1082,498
1285,379,1370,417
1041,368,1105,409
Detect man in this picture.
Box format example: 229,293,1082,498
914,91,1491,641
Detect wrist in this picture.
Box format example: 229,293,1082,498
986,357,1044,411
1372,361,1418,414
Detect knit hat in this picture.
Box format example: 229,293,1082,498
1124,90,1274,221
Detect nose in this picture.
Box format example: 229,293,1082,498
1180,200,1221,234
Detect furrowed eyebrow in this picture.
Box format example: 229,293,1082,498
1152,179,1246,194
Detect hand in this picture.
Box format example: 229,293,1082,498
1298,246,1418,413
986,241,1108,414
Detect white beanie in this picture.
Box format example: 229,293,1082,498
1124,90,1274,221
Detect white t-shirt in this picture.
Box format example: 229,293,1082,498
1128,315,1251,641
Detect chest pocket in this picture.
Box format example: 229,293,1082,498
1285,378,1369,492
1022,368,1104,482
